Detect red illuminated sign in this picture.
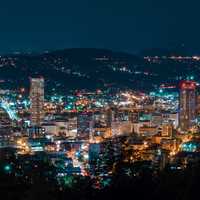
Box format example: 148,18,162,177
179,81,196,90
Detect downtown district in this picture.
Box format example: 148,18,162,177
0,76,199,189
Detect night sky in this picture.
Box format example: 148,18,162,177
0,0,199,54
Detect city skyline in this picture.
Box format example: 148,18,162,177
1,1,200,200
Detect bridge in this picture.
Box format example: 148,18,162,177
0,99,19,121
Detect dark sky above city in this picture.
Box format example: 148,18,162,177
0,0,200,54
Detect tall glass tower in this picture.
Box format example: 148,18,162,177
30,77,44,126
179,80,196,132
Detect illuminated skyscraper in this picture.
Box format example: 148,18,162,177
77,112,93,140
30,77,44,126
179,80,196,132
106,108,114,127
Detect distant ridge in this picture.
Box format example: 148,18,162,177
0,48,197,94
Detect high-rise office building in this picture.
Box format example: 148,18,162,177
196,85,200,115
77,112,93,140
30,77,44,126
106,108,114,127
179,80,196,132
